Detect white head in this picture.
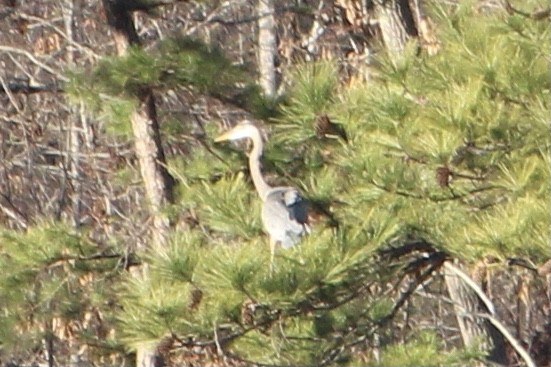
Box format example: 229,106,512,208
214,120,261,142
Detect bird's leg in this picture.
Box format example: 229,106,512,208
269,238,276,275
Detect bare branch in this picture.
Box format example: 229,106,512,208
476,312,536,367
444,261,496,315
0,78,63,94
0,193,29,229
0,45,68,81
504,1,550,20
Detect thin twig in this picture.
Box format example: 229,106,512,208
0,45,68,81
18,12,102,60
0,74,22,111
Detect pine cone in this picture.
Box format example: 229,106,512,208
435,166,452,187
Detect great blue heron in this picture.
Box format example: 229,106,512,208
215,121,310,269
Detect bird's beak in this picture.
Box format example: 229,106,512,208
214,130,232,143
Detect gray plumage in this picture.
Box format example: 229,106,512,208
215,121,309,268
262,187,310,249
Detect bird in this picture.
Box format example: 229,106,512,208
214,121,310,270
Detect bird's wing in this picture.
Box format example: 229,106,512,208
262,187,310,248
282,188,309,229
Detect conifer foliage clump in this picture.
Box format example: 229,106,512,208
0,1,548,366
118,1,550,365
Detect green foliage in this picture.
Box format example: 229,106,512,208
117,187,398,363
69,1,551,365
68,37,270,137
0,222,124,361
157,38,242,93
194,174,262,239
321,1,549,262
377,331,484,366
274,62,340,144
120,2,550,364
173,165,263,239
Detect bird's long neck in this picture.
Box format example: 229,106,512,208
249,131,272,201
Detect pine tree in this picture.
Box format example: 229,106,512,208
2,1,547,366
0,9,267,367
68,24,271,366
114,1,549,365
0,223,125,364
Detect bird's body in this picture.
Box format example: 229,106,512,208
262,186,309,249
215,121,309,267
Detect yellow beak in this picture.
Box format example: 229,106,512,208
214,131,233,142
214,129,238,143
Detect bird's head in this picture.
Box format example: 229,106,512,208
214,121,260,143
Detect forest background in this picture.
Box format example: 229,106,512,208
0,0,549,366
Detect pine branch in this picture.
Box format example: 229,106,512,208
319,247,448,366
0,45,67,81
0,78,63,94
45,252,131,270
381,252,447,325
0,193,29,229
367,178,423,199
504,1,550,20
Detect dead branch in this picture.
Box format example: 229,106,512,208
0,45,67,81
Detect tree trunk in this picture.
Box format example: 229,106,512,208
257,0,277,97
444,262,509,366
130,90,174,248
100,1,175,366
371,0,440,57
373,0,418,57
62,0,81,228
62,1,86,365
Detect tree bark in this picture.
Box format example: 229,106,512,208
130,89,174,248
257,0,278,97
100,1,175,366
373,0,418,57
62,2,85,365
444,262,509,366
